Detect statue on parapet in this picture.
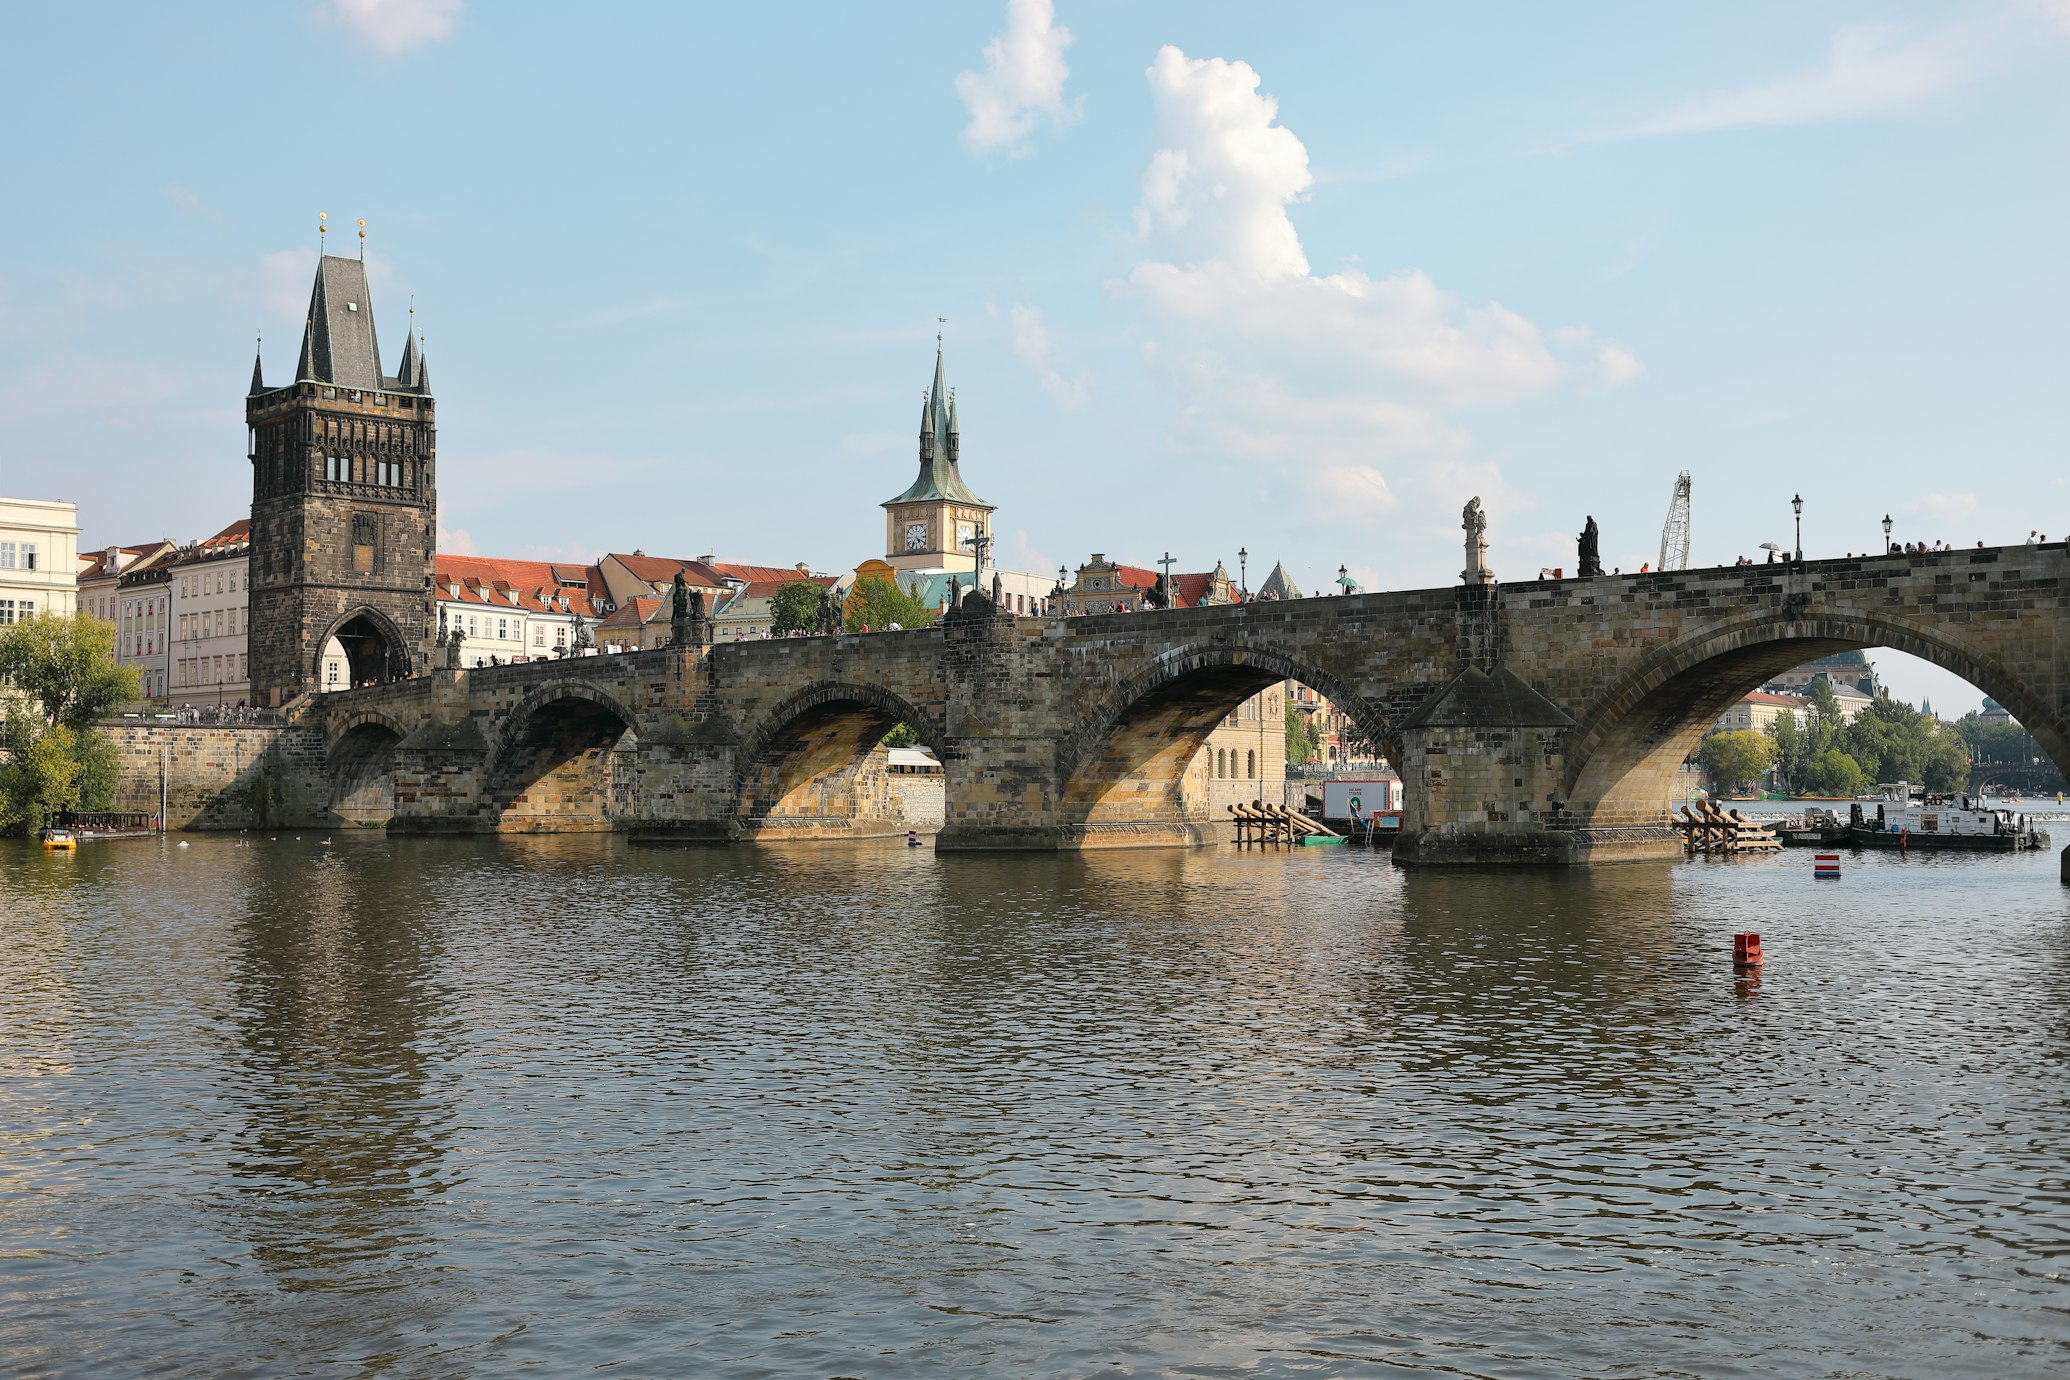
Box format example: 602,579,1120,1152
445,622,465,670
1578,515,1603,577
436,605,448,647
1462,496,1494,586
990,572,1003,608
816,587,834,635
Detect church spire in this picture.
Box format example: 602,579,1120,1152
248,334,265,395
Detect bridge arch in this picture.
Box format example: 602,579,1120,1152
1055,641,1391,837
1562,608,2070,829
735,681,946,838
325,709,413,824
314,605,413,691
481,680,642,832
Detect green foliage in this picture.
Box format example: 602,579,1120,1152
1285,710,1317,766
0,614,132,836
844,576,934,633
1698,729,1775,795
768,580,823,636
0,612,139,730
881,723,918,749
0,708,84,836
1801,747,1868,798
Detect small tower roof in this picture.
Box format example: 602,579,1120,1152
248,340,265,395
884,345,989,509
396,329,420,390
1257,561,1303,601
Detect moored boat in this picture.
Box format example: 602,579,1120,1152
1844,783,2051,852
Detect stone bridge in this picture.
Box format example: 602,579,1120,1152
288,543,2068,865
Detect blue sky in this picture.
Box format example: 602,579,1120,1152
3,0,2066,712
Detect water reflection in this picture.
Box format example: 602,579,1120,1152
1,834,2067,1376
218,839,456,1290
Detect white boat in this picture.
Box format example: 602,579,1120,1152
1847,782,2051,851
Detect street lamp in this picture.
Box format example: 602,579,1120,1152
1237,546,1248,601
1056,564,1068,616
1882,513,1893,554
1792,494,1804,563
1338,563,1348,594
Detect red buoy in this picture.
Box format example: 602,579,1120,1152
1732,932,1764,968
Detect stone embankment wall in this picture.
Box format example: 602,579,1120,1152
889,776,945,830
103,723,332,830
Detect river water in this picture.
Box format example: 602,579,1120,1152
3,833,2068,1377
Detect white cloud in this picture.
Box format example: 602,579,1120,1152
2047,0,2070,40
1007,304,1089,409
166,185,227,227
1125,47,1636,540
436,522,479,557
1609,19,1999,140
1006,529,1057,579
328,0,462,56
956,0,1076,154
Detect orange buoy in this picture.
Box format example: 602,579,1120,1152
1732,932,1764,968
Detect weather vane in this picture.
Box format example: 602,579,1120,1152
318,211,326,252
358,218,367,260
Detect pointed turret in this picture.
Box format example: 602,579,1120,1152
413,339,430,393
947,388,960,465
396,329,419,390
918,393,934,460
248,343,265,396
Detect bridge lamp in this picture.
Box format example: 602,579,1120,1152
1882,514,1893,553
1792,494,1804,563
1238,546,1248,600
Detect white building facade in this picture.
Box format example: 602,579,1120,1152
168,521,252,708
115,566,173,702
0,496,80,624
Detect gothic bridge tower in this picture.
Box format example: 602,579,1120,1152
245,251,435,705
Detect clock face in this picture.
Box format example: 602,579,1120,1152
957,521,978,550
904,522,928,551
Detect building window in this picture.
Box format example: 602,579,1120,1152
1247,750,1257,780
0,543,14,568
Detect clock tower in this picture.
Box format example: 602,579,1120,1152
882,345,992,573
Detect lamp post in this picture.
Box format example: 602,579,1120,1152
1792,494,1804,563
1882,513,1893,554
1237,546,1248,601
1056,564,1069,616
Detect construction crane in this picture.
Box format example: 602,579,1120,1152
1658,470,1692,571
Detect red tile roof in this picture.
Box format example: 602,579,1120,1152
435,554,599,617
1742,691,1808,707
596,596,659,630
1107,565,1241,609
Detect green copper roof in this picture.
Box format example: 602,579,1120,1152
883,346,991,509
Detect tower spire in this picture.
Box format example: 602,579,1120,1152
249,330,265,395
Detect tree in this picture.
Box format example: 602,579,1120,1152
1697,729,1775,796
844,576,934,633
1800,746,1867,798
881,723,918,749
0,613,138,730
1285,709,1317,766
0,614,136,835
1767,713,1807,794
768,580,823,636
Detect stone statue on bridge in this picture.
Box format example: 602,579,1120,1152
670,572,692,647
1463,496,1493,587
436,605,448,647
1578,516,1603,578
817,588,836,635
445,622,465,670
991,572,1003,608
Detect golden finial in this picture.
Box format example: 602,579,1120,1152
318,211,326,253
358,218,366,260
